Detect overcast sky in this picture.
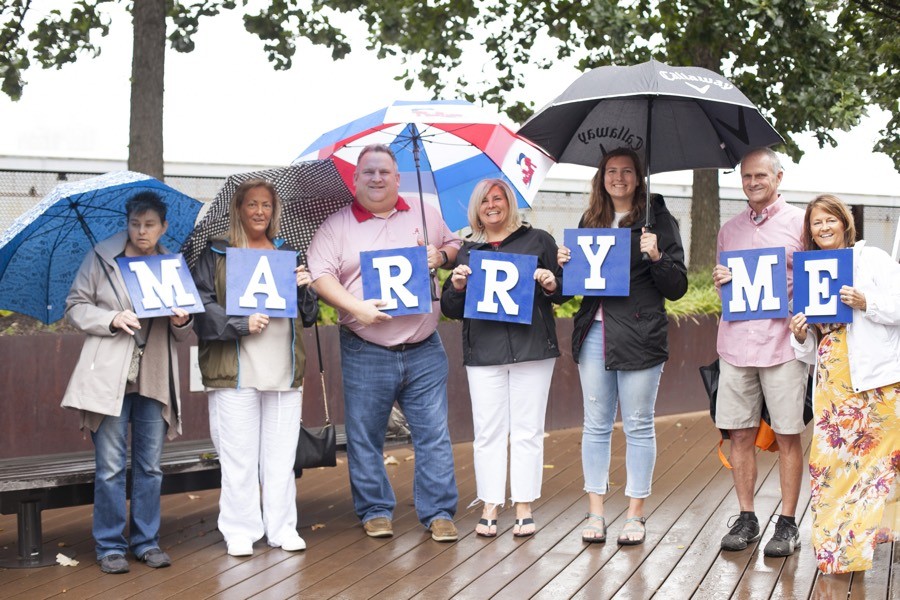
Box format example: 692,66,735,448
2,4,899,198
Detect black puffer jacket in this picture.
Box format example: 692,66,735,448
570,195,688,369
441,225,564,366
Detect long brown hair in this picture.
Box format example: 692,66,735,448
802,194,856,251
582,147,646,228
228,179,282,248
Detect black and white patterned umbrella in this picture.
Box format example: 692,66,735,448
181,160,353,268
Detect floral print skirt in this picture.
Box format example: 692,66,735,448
809,324,899,574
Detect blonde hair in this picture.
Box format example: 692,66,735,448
467,178,523,241
228,179,282,248
802,194,856,251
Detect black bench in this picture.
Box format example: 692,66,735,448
0,439,222,568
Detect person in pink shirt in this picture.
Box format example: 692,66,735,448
712,147,808,557
307,144,462,542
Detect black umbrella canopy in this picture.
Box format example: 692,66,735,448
518,59,783,173
181,160,354,268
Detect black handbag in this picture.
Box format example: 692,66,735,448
295,323,337,472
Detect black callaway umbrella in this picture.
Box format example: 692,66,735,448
518,59,783,228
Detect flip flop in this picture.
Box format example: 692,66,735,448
513,517,536,537
617,516,647,546
476,518,497,538
582,512,607,543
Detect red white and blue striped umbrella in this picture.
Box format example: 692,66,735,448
295,100,554,233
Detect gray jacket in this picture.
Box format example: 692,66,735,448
61,231,192,434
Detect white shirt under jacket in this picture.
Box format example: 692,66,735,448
792,240,900,394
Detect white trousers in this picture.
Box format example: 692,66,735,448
208,388,301,546
466,358,556,505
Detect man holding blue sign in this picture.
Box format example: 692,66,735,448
308,144,462,542
712,148,808,557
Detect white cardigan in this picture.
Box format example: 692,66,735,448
792,240,900,393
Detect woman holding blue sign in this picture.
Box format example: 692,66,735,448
441,178,563,538
557,147,687,545
62,192,193,574
192,179,318,557
789,194,899,574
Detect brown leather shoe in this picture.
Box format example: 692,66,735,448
429,518,458,542
363,517,393,538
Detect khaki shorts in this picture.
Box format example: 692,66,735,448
715,359,809,434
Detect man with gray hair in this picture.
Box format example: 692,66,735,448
712,147,808,557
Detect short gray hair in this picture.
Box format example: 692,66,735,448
742,147,783,175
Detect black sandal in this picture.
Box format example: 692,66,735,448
476,518,497,538
513,517,536,537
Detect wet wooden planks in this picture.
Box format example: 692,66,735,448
1,411,896,599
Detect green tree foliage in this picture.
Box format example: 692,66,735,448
336,0,895,269
2,2,895,267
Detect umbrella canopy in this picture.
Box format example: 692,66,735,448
518,59,783,173
181,160,354,269
295,99,554,232
0,171,202,324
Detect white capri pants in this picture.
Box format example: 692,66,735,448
208,388,301,547
466,358,556,505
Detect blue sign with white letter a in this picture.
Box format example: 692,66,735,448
360,246,432,316
463,250,537,324
225,248,298,317
117,253,204,318
562,228,630,296
720,247,789,321
793,248,853,324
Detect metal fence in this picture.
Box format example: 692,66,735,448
2,168,898,267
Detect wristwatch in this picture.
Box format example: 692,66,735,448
439,250,449,267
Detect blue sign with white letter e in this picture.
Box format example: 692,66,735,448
562,228,630,296
117,253,204,318
225,248,297,317
793,248,853,324
720,247,789,321
360,246,432,316
463,250,537,324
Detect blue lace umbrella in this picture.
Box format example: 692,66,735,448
0,171,202,323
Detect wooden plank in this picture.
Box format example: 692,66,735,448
524,414,714,600
239,431,581,600
649,438,783,597
848,540,893,600
425,415,708,600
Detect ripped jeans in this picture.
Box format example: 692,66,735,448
578,324,663,498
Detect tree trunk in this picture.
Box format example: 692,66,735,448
689,169,720,272
128,0,165,179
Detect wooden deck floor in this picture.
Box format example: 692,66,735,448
1,411,897,599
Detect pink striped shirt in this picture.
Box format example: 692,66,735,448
716,195,805,367
307,198,461,347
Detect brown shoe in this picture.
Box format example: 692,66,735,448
363,517,393,538
429,518,458,542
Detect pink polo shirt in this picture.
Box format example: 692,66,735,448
716,195,805,367
307,197,461,347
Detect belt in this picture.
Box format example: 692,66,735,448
340,326,432,352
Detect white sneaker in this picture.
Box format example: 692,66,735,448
279,532,307,552
226,537,254,557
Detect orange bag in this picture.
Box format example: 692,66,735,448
716,420,779,470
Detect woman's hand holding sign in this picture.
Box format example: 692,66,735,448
112,310,141,335
557,245,571,268
451,264,471,291
534,268,558,293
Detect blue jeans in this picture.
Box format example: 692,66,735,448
578,324,663,498
340,328,458,527
91,393,166,559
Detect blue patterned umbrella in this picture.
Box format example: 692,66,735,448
0,171,202,323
